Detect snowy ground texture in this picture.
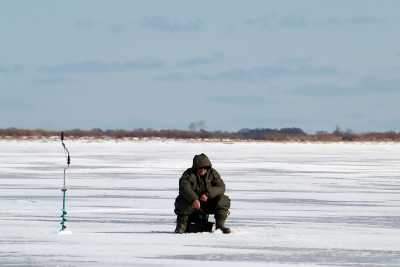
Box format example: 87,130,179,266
1,140,400,267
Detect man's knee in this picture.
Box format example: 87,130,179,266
174,196,194,215
215,194,230,211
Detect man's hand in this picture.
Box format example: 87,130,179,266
200,194,208,202
192,200,201,210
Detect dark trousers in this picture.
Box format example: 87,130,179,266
174,194,230,218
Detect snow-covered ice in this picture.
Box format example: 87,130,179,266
1,140,400,266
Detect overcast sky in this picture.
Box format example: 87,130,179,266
1,1,399,133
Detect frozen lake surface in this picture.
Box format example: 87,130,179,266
1,140,400,266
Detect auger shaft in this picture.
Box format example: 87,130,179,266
60,131,70,231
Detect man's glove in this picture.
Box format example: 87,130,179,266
192,200,201,210
200,194,208,202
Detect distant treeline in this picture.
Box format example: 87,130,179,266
1,127,400,142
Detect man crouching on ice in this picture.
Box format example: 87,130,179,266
174,153,231,234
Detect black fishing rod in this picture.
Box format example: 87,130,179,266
60,131,71,231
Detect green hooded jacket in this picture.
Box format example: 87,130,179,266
178,153,226,202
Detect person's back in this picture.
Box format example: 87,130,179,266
174,153,231,234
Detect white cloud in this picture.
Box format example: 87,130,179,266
109,24,128,34
157,64,341,83
325,16,386,26
38,59,165,74
176,53,224,68
0,65,23,74
207,95,265,106
244,15,387,30
75,19,96,30
140,16,204,32
293,77,400,96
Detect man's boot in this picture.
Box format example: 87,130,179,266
174,215,188,234
215,214,231,234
